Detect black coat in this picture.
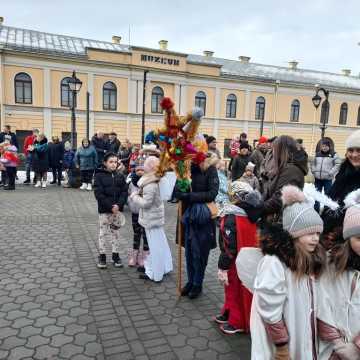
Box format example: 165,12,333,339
91,136,109,165
176,162,219,250
108,139,121,154
0,131,18,148
231,154,250,181
31,138,49,173
94,168,127,213
48,142,64,168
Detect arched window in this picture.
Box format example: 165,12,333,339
320,100,330,124
290,99,300,122
195,91,206,115
339,102,348,125
255,96,265,120
357,106,360,126
61,77,74,107
151,86,164,113
15,73,32,104
226,94,237,118
103,81,117,111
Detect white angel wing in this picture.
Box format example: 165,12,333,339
159,172,177,201
236,247,264,293
303,183,339,210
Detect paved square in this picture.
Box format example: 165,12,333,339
0,185,251,359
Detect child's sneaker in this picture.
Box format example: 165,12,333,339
97,254,107,269
214,313,229,324
128,249,138,267
112,253,123,268
80,183,87,190
220,323,243,335
86,183,92,191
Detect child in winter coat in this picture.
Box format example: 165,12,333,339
75,139,98,191
215,160,230,207
94,152,128,269
317,189,360,360
239,162,260,191
130,156,173,282
216,181,262,335
0,141,19,190
127,159,149,269
62,141,75,188
30,133,49,188
250,185,326,360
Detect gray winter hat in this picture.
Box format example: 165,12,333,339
282,185,323,238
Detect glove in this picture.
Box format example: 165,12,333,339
334,341,360,360
217,269,229,286
174,191,189,201
274,344,290,360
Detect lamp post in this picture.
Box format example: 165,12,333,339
141,70,149,145
312,86,329,139
68,71,83,149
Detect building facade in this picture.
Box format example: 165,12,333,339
1,20,360,156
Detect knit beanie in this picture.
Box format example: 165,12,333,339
343,189,360,239
258,136,268,145
245,162,255,172
281,185,323,238
240,142,250,150
206,136,216,145
345,129,360,150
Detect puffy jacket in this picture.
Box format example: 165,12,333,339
31,138,49,173
48,141,64,168
131,173,164,229
127,173,141,214
311,151,341,180
75,145,98,171
91,135,109,165
63,150,75,169
94,168,127,213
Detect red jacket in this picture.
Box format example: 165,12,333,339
23,135,36,156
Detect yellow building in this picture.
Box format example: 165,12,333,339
1,19,360,156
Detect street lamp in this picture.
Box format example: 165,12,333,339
312,86,329,139
68,71,82,149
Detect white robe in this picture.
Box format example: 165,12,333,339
317,267,360,359
251,255,317,360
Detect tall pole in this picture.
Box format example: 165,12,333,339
260,117,264,137
86,91,90,140
141,70,149,145
71,90,76,150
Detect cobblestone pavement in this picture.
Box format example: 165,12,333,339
0,185,251,360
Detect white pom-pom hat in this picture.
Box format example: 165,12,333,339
281,185,323,238
343,189,360,239
345,129,360,150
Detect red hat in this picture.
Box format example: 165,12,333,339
258,136,268,144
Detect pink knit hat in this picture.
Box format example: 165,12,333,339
343,189,360,239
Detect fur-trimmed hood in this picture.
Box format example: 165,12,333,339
202,153,219,170
137,172,160,188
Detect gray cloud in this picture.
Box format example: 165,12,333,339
2,0,360,74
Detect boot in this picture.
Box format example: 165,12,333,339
97,254,107,269
86,183,92,191
34,181,41,188
188,285,202,299
112,253,123,268
138,250,149,267
80,183,87,190
128,249,138,267
181,282,193,297
41,181,47,188
23,179,31,184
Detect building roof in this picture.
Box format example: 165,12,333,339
1,24,360,91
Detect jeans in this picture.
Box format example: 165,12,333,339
80,169,94,184
52,166,62,184
314,178,332,212
25,154,32,181
185,232,211,287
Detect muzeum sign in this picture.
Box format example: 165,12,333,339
141,54,180,66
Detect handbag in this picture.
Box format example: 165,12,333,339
206,201,219,219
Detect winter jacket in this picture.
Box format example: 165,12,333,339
108,139,121,154
262,150,308,220
215,170,229,205
231,154,250,181
311,151,341,180
91,135,109,165
94,168,127,214
127,173,141,214
63,150,75,169
239,173,260,191
131,173,164,229
250,148,265,177
0,131,18,148
75,145,98,171
0,145,19,167
23,135,36,156
31,138,49,173
48,141,64,168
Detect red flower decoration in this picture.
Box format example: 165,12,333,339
160,97,174,111
192,152,207,165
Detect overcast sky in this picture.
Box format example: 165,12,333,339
2,0,360,75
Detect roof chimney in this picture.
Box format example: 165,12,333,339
0,17,4,25
159,40,168,50
342,69,351,76
288,60,298,70
112,36,122,44
238,56,251,63
203,50,214,57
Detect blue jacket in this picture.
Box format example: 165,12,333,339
75,145,98,171
63,150,75,169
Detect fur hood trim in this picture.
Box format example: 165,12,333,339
344,188,360,209
137,173,160,188
202,153,219,170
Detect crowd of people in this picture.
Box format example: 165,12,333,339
2,121,360,359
